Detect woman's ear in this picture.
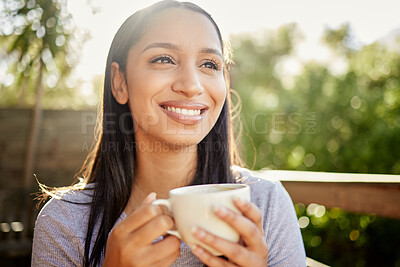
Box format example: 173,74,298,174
110,62,128,105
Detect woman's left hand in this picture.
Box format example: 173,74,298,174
192,197,268,267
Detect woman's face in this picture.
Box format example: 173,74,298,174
122,8,226,148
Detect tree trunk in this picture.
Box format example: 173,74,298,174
17,76,28,108
23,59,44,190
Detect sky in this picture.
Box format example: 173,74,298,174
67,0,400,83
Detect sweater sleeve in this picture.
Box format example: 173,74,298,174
264,181,306,267
31,197,84,267
240,167,306,267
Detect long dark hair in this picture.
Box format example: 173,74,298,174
68,1,240,266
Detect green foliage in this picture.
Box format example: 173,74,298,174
231,24,400,173
295,204,400,266
0,0,88,108
230,24,400,266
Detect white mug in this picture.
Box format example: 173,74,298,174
153,183,250,256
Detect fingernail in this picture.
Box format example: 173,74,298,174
234,196,245,206
217,206,228,216
212,205,219,213
192,226,205,239
212,205,228,217
145,192,157,203
193,245,204,255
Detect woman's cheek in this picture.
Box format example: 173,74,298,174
215,79,227,110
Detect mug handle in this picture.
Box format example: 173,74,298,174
152,199,182,239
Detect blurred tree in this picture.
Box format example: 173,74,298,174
230,24,400,266
229,24,301,168
323,23,356,56
0,0,87,189
230,23,400,174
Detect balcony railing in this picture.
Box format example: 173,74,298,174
253,169,400,267
255,169,400,220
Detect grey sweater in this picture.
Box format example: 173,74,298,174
32,168,306,266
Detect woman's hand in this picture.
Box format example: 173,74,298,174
103,193,180,267
192,197,268,267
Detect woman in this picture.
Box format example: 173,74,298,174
32,1,306,266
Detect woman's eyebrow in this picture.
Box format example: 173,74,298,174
199,48,223,60
142,42,223,59
142,42,180,53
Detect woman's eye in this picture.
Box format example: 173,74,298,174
201,60,219,70
151,56,175,64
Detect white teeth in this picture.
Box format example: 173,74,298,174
164,106,202,116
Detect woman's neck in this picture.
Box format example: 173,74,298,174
124,139,197,214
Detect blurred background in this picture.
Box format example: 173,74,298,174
0,0,399,266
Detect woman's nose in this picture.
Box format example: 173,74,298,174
172,66,204,98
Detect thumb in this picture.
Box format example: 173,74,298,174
142,192,157,205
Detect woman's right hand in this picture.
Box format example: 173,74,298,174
102,193,180,267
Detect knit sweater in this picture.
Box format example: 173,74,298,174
32,168,306,266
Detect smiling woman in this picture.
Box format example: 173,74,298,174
31,1,306,266
115,8,226,148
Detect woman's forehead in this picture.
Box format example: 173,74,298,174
134,8,222,54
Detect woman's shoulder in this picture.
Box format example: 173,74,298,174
233,166,306,265
35,183,95,238
32,184,96,265
233,166,287,202
232,166,296,219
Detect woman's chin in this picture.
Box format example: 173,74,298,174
159,135,204,150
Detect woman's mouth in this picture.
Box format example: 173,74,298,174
163,106,202,116
159,101,208,125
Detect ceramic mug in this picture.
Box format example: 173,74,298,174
152,183,250,256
